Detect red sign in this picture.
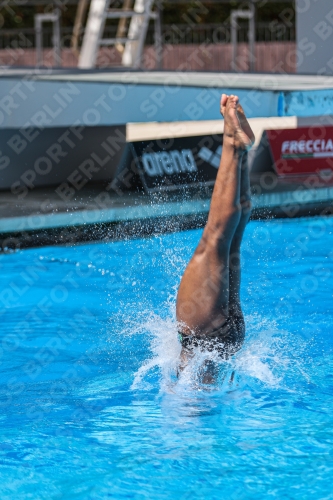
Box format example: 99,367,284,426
266,126,333,182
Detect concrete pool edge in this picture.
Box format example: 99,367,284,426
1,186,333,251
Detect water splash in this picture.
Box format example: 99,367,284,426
129,309,310,394
130,313,181,391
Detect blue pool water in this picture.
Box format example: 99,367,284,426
1,216,333,499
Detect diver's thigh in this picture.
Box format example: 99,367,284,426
176,244,230,333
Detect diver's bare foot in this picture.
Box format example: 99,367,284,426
220,94,255,151
236,102,255,148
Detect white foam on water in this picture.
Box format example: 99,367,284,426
232,314,313,391
130,312,181,391
129,309,309,393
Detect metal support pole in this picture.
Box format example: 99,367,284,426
248,1,255,72
122,0,154,68
35,16,42,66
231,12,237,70
79,0,109,69
34,10,61,67
231,8,255,72
53,8,61,66
154,0,162,69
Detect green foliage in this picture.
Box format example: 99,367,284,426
0,1,295,35
161,1,295,25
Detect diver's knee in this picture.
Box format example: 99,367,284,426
205,206,242,242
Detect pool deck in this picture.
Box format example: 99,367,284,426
2,67,333,90
1,176,332,251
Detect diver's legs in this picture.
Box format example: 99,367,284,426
176,94,254,335
228,149,252,315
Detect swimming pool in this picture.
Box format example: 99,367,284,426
1,216,333,499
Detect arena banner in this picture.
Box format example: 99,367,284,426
266,126,333,180
129,134,223,193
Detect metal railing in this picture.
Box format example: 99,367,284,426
231,8,255,72
35,10,61,66
0,21,295,50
